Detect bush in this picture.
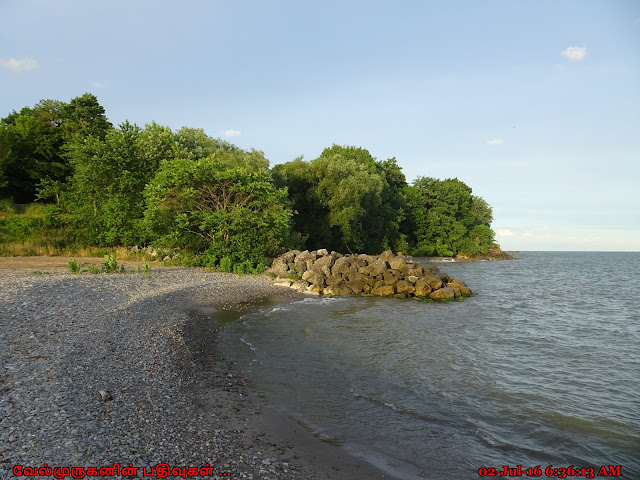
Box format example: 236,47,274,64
143,156,292,267
67,259,81,274
102,254,118,273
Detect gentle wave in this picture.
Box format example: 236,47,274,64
219,252,640,479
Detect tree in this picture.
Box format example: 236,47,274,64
66,121,153,245
144,155,292,267
273,145,407,253
0,94,112,203
63,93,112,140
406,177,495,256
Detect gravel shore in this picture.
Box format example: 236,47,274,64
0,262,394,479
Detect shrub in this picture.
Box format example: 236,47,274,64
67,259,81,274
102,254,118,273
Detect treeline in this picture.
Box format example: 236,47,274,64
0,93,495,269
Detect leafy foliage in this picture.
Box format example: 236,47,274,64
406,177,494,256
1,94,499,265
65,121,153,245
273,145,407,253
0,93,111,203
144,156,292,268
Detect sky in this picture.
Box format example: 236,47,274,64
1,0,639,251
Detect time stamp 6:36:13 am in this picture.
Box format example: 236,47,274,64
478,465,623,478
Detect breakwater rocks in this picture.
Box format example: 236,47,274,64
267,249,472,300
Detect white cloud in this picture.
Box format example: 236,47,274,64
222,129,241,137
91,81,107,88
0,56,38,72
496,229,514,237
561,46,587,62
486,139,504,146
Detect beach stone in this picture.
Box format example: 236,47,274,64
429,287,456,300
388,257,410,274
378,250,395,262
270,259,290,277
344,280,365,295
395,280,415,295
447,280,472,296
331,257,352,276
325,272,343,287
314,255,335,268
372,285,395,296
423,273,444,290
307,283,323,293
361,258,387,277
291,280,310,292
301,268,324,286
324,285,353,296
294,250,315,271
407,265,424,277
383,270,401,286
414,277,433,297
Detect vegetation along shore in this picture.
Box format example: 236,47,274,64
1,93,504,269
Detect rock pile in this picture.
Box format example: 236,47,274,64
267,249,471,300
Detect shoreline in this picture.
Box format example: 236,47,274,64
185,295,400,480
0,259,396,479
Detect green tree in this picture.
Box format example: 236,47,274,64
144,155,292,267
407,177,494,256
0,94,111,203
273,145,407,253
63,93,112,140
66,121,154,245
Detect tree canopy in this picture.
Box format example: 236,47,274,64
1,94,499,265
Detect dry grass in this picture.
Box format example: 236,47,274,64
0,242,151,261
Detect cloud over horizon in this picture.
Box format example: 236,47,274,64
486,139,504,146
561,46,587,62
0,57,38,73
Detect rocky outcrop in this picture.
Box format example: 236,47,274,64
267,250,472,300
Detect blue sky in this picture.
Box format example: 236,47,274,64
2,0,639,251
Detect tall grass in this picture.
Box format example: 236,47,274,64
0,200,151,260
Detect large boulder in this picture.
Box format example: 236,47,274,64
423,273,444,290
388,257,410,275
429,287,456,300
331,256,353,276
447,279,472,297
294,250,317,272
324,285,354,296
301,268,324,286
372,284,395,296
414,277,433,297
395,280,416,295
270,257,291,277
361,258,387,277
345,279,365,295
315,255,335,268
378,250,395,262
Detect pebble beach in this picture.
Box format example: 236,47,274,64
0,259,393,479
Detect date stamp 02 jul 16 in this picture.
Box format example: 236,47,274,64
478,465,623,478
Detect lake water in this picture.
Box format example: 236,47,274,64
218,252,640,479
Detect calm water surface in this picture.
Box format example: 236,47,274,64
218,252,640,479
